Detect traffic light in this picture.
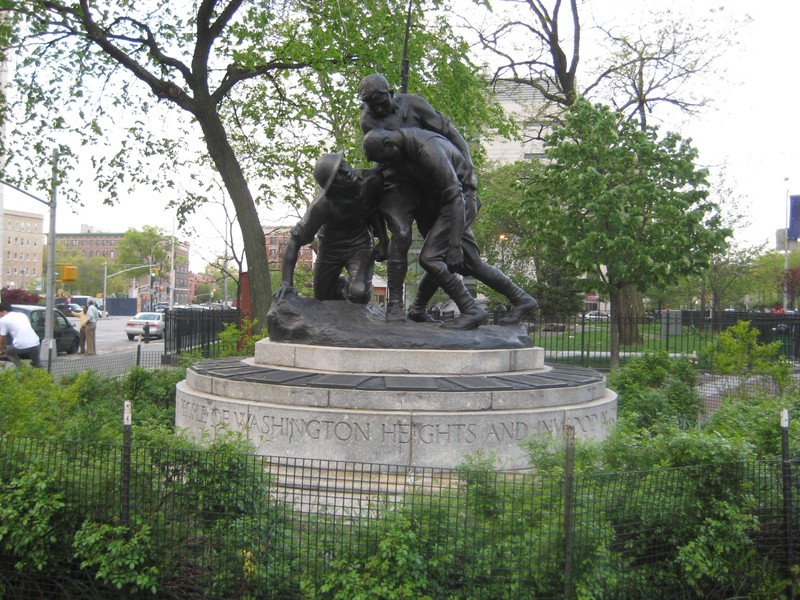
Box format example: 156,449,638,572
61,265,78,282
150,270,156,283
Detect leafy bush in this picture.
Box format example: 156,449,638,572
306,514,433,600
701,320,792,394
608,351,701,429
0,468,68,572
0,368,79,437
218,316,268,357
73,520,159,594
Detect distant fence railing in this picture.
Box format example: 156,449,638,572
0,434,796,599
163,308,240,357
508,310,800,368
41,348,175,381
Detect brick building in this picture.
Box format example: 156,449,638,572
263,225,313,270
57,226,192,306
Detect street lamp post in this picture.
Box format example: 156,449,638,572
785,177,791,311
148,239,170,310
498,233,508,271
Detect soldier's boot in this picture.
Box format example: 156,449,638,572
481,265,538,325
407,273,442,323
439,274,487,330
385,259,407,322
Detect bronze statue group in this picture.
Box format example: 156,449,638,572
275,74,538,331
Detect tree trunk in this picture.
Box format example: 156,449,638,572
616,283,643,345
195,105,271,326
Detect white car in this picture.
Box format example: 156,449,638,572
584,310,610,322
124,312,166,340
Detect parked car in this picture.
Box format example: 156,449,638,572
154,303,170,312
10,304,80,354
584,310,610,322
124,312,166,340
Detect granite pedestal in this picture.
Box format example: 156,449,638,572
175,339,617,470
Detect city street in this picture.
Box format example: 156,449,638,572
59,314,164,359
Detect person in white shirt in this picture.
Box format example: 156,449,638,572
0,302,42,368
85,300,100,355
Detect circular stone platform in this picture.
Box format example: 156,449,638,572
175,340,617,469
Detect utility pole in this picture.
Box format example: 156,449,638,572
400,0,413,93
45,150,58,365
169,220,176,308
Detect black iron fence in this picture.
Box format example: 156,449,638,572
518,310,800,368
163,308,240,357
0,434,797,599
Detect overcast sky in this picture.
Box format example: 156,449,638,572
2,0,797,271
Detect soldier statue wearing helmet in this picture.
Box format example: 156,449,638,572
275,152,387,304
358,73,478,322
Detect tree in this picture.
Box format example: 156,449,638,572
54,242,127,298
527,99,730,367
462,0,741,324
462,0,741,127
3,1,503,328
472,159,582,316
116,227,170,276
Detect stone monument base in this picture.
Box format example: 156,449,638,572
175,339,617,470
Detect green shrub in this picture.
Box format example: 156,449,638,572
73,520,159,594
0,468,68,572
608,351,702,429
0,368,78,437
701,320,792,394
218,316,268,357
306,513,433,600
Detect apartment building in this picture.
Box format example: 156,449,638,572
3,209,45,290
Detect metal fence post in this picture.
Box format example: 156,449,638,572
121,400,131,600
121,400,131,525
580,315,586,368
781,409,794,571
564,425,576,599
136,343,141,367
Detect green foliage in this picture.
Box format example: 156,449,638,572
473,159,582,317
73,520,159,593
701,320,792,394
0,368,78,437
218,316,268,357
704,388,800,458
1,366,183,443
525,98,729,305
0,469,67,572
308,513,432,600
608,352,701,429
